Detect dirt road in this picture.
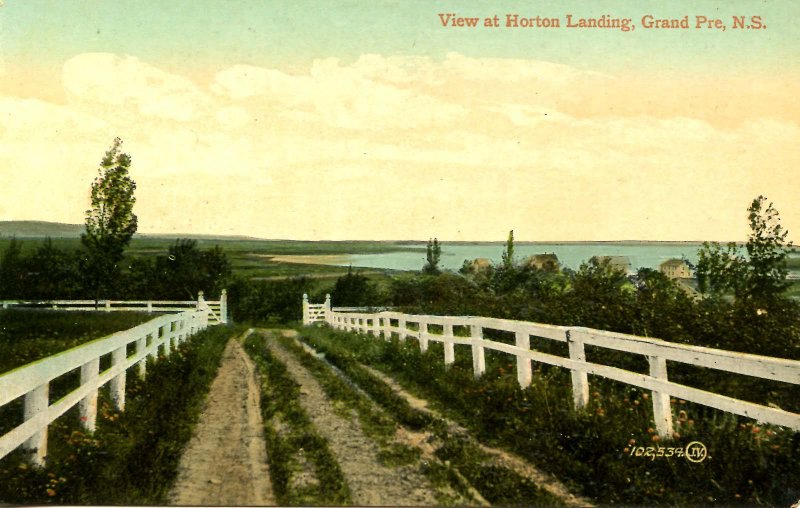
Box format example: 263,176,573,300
266,331,441,506
169,334,275,506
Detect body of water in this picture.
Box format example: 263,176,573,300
335,243,705,273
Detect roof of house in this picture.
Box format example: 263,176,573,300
660,258,689,268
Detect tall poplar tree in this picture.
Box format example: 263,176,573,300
82,138,138,301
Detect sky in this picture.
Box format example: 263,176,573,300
0,0,798,241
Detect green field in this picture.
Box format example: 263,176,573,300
0,236,414,281
0,310,153,374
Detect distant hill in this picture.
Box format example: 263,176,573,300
0,220,261,241
0,221,85,238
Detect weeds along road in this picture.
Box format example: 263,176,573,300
170,328,589,506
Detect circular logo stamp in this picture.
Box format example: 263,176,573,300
685,441,708,463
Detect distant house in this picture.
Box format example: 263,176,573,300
590,255,632,274
523,253,560,271
463,257,492,274
660,258,693,279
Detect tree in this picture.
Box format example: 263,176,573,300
423,238,442,275
696,196,792,306
28,238,83,299
81,138,138,301
0,238,26,299
331,266,379,307
501,230,515,269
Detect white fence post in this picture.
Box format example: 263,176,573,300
110,346,126,410
470,323,485,378
104,300,111,312
419,322,429,352
567,330,590,409
79,358,100,431
23,384,49,465
324,294,331,323
649,355,674,438
443,323,455,367
136,335,147,379
302,294,310,325
220,289,228,324
398,317,407,341
146,301,153,313
515,331,532,388
197,291,205,311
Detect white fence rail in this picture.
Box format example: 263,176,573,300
302,295,800,438
0,309,211,465
0,289,228,324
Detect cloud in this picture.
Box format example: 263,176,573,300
62,53,209,122
211,58,466,130
0,51,797,241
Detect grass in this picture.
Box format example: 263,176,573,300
243,331,351,505
300,325,800,507
0,309,153,374
0,324,237,504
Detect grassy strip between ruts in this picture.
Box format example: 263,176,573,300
294,328,566,507
0,324,239,505
243,330,351,505
299,325,800,507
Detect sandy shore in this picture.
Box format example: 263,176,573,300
250,254,351,265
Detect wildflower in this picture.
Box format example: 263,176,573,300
651,435,661,442
628,439,636,445
642,393,649,400
647,427,655,434
751,426,761,434
623,447,630,453
46,489,56,497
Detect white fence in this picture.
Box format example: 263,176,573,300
302,295,800,438
0,289,228,325
0,309,211,465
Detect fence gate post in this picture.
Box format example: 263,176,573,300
302,294,310,325
220,289,228,324
382,316,392,340
79,358,100,431
515,331,532,388
567,330,590,409
443,323,455,367
648,355,674,438
23,383,49,465
110,346,126,410
470,324,485,378
324,294,331,323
